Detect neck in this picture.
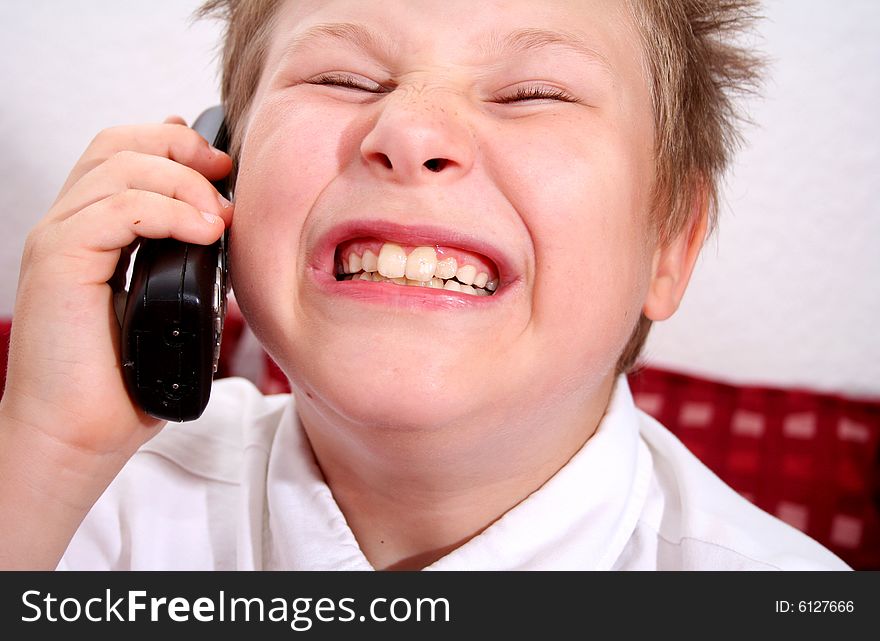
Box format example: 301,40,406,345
294,373,616,570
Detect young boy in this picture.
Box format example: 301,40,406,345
0,0,849,570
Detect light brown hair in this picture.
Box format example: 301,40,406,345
196,0,763,374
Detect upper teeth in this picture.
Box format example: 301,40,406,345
339,242,499,294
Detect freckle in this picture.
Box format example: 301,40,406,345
133,220,141,224
306,392,314,399
380,540,385,544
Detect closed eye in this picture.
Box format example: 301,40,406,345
496,85,580,104
309,72,386,93
309,75,580,105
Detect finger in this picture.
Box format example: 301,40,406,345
163,114,187,126
50,150,233,225
41,190,227,286
23,190,228,293
56,123,231,200
75,189,226,249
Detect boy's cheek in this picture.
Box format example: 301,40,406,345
241,99,347,187
516,146,653,363
233,97,354,258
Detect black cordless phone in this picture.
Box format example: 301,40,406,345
121,106,231,422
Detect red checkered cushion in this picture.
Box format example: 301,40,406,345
0,319,8,390
628,366,880,570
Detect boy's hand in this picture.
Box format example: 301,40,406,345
0,117,233,567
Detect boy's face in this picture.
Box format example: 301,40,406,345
231,0,656,430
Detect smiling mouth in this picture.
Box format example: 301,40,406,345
334,238,500,296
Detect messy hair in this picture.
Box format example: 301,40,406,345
618,0,762,373
196,0,279,161
196,0,763,375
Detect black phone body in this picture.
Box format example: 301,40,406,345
121,106,231,422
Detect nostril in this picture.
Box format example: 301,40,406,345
367,152,393,170
423,158,448,173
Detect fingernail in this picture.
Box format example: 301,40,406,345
217,192,233,209
201,211,220,225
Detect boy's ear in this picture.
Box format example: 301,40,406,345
643,184,710,322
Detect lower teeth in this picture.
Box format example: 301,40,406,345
337,271,492,296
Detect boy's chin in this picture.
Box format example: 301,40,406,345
325,383,475,431
274,327,516,429
291,357,493,431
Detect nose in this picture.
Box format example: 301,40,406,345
359,87,475,184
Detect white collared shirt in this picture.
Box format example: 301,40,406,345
58,376,849,570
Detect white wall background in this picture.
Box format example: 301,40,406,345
1,1,878,397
